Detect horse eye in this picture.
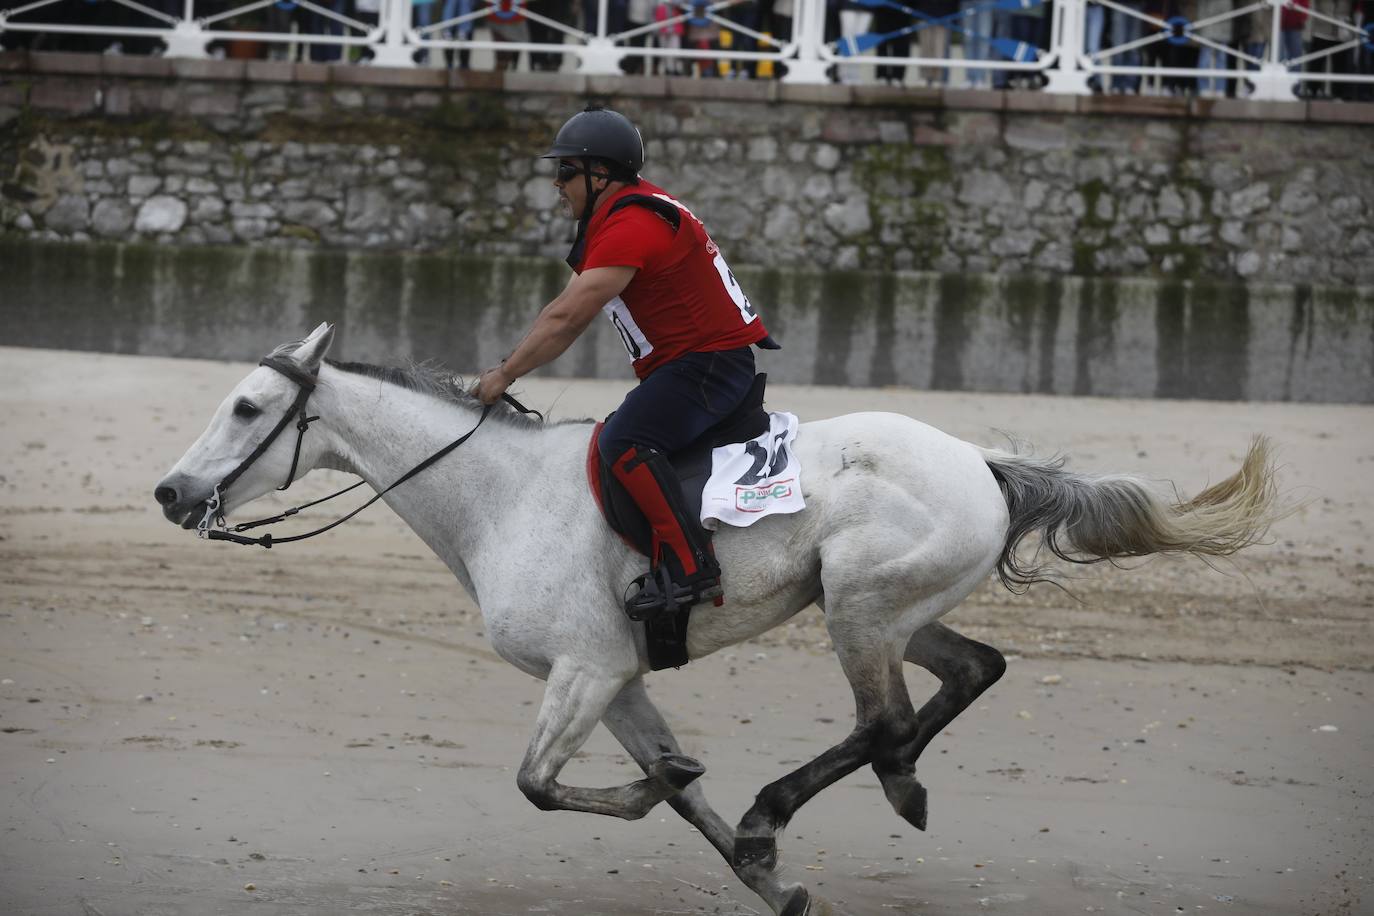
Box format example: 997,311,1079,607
233,400,259,419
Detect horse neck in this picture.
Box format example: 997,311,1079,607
309,365,538,572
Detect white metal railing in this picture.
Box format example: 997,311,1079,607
1,0,1371,98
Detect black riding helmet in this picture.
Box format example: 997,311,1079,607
542,105,644,182
547,106,645,268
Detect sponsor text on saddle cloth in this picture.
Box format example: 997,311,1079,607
701,411,804,530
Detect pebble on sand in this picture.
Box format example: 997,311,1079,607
1315,724,1339,732
1040,674,1063,685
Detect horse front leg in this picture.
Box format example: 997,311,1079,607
516,661,704,819
601,678,812,916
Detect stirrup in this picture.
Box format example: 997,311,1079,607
624,565,721,622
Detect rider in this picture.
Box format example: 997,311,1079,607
473,105,776,618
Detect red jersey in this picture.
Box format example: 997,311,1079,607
575,179,768,379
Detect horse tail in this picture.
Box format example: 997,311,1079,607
979,436,1281,592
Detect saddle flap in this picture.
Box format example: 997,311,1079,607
587,373,771,560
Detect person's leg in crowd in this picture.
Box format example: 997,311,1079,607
1109,1,1145,92
1084,0,1105,90
958,0,991,87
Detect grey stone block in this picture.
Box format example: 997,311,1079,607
233,217,270,240
230,201,277,219
91,198,134,237
128,175,161,197
44,194,89,233
135,196,188,233
191,197,225,223
822,196,871,236
283,199,338,228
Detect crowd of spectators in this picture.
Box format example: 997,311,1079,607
1,0,1371,99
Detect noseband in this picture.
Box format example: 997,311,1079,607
197,355,538,548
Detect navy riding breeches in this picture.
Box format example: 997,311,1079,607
598,347,757,461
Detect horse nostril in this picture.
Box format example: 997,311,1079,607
154,485,179,507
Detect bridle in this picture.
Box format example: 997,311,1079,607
196,355,540,549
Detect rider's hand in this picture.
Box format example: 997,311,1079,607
473,365,513,405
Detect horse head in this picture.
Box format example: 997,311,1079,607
153,322,336,528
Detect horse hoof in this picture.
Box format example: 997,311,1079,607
733,833,778,872
780,884,810,916
650,753,705,792
900,780,928,831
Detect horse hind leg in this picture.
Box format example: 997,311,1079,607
515,661,703,820
871,621,1008,831
601,679,812,916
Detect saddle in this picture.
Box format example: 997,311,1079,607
586,373,771,670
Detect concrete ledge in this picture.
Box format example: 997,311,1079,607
99,55,174,79
1006,91,1078,113
1078,93,1190,119
170,58,246,81
6,51,1373,124
449,69,504,91
778,82,852,105
28,51,102,75
852,84,941,108
667,78,775,102
940,87,1004,111
0,50,31,72
244,59,296,83
1307,99,1374,125
331,64,447,88
294,62,332,84
504,70,582,94
587,74,669,98
1199,97,1306,122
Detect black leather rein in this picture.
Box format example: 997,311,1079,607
197,356,539,549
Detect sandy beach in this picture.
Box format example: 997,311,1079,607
1,346,1371,916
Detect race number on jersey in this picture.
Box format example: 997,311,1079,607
652,192,760,328
603,295,654,361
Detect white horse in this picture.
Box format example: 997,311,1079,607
155,323,1279,916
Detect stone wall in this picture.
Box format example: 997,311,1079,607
2,51,1373,286
4,238,1371,401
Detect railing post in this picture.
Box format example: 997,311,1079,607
163,20,210,58
782,0,830,84
578,0,625,73
369,0,417,67
1043,0,1091,94
1249,0,1297,99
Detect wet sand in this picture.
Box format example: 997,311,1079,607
1,347,1371,916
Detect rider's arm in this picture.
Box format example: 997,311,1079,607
499,265,636,381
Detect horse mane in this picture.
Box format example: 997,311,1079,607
264,340,578,428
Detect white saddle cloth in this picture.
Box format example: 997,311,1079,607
700,411,805,530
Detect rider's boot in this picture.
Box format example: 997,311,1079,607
610,445,722,620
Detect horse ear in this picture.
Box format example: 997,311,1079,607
292,322,335,373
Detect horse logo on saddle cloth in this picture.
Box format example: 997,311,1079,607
588,376,804,671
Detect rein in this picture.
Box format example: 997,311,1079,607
197,357,541,549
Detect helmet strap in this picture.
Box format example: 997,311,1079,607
566,157,608,270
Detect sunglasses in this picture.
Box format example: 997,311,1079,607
555,161,585,183
556,161,610,184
